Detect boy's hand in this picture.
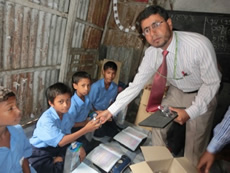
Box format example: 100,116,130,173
97,110,113,124
84,119,100,132
79,147,86,162
197,151,215,173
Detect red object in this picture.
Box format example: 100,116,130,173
146,50,169,112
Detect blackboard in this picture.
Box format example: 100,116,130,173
168,11,230,83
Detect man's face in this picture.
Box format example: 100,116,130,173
0,96,21,126
141,14,173,50
103,68,116,84
73,78,91,98
49,93,71,116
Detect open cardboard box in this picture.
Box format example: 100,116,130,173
130,146,198,173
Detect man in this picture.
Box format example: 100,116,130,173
197,106,230,173
98,5,221,166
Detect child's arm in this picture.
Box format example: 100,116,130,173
73,119,90,128
22,158,31,173
58,119,100,147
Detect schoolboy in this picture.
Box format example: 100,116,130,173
67,71,101,153
68,71,92,129
89,61,118,111
29,82,100,173
0,86,36,173
89,61,120,138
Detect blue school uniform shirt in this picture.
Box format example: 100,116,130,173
0,125,36,173
89,78,118,110
30,107,72,148
68,93,92,123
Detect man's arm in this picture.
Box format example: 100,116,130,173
186,38,221,120
197,106,230,173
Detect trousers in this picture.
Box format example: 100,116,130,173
151,85,217,166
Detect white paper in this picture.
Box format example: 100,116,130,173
87,144,122,172
72,162,99,173
113,126,147,151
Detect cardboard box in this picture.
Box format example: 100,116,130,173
130,146,198,173
135,88,152,131
140,87,151,106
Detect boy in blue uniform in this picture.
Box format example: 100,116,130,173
68,71,101,153
29,82,100,173
89,61,120,138
89,61,118,111
68,71,92,128
0,86,36,173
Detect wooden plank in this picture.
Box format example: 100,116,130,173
21,7,31,68
58,18,67,64
53,16,62,64
0,65,60,77
41,12,51,66
59,0,78,82
47,14,56,65
4,2,15,69
8,0,68,18
0,2,4,68
28,9,38,67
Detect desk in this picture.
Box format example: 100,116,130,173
81,122,152,173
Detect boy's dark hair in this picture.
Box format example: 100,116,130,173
103,61,117,72
135,5,169,41
72,71,91,84
46,82,72,104
0,86,15,102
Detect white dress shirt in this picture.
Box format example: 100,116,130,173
108,31,221,119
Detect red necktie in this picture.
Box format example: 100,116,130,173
146,50,169,112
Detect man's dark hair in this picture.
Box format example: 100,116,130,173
46,82,72,104
103,61,117,72
136,5,169,41
72,71,91,84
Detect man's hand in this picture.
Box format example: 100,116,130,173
97,110,113,124
170,107,190,125
197,151,215,173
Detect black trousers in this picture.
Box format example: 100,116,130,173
28,145,68,173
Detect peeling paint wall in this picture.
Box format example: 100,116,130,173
0,0,69,124
0,0,111,125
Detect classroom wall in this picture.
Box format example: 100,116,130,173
1,0,229,126
170,0,230,14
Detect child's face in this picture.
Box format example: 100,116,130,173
103,68,116,84
73,78,91,98
0,96,21,126
49,93,71,116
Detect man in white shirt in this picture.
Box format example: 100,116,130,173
98,5,221,166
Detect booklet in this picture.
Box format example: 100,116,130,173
113,126,148,151
87,143,130,173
